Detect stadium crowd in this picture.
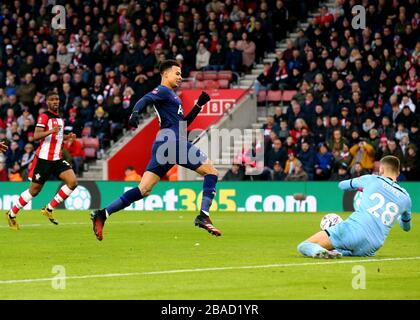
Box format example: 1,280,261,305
228,0,420,182
0,0,316,180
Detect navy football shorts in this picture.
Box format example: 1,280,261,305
145,138,208,178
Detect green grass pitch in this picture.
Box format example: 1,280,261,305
0,210,419,300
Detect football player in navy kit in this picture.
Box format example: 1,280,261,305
91,60,221,241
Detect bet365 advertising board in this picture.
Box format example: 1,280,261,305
1,181,419,212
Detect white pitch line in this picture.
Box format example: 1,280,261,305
1,256,419,285
0,219,189,229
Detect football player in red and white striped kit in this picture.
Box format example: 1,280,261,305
6,91,78,230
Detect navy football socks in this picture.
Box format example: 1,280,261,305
105,187,143,216
200,174,218,216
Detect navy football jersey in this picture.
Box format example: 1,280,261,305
133,85,186,137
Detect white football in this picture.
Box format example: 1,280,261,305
320,213,343,231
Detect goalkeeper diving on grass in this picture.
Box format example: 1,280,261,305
91,60,221,241
298,155,412,258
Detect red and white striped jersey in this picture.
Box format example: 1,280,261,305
35,111,65,161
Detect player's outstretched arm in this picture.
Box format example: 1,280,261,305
128,95,155,128
184,91,210,127
399,211,412,232
399,197,412,232
338,176,369,191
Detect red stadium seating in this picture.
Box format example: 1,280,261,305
217,79,229,89
217,71,232,80
282,90,297,102
194,80,206,89
266,90,282,102
81,126,91,137
203,80,220,89
203,72,218,80
257,90,268,103
82,137,99,150
195,72,204,81
179,81,192,90
84,147,97,159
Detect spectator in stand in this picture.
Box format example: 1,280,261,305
297,141,315,180
327,129,348,158
0,161,8,181
254,63,272,96
312,117,327,146
272,161,287,181
289,118,308,145
285,160,309,181
124,166,142,182
206,43,226,71
20,143,35,180
225,40,243,75
5,141,22,170
395,123,409,142
223,163,245,181
334,143,353,168
8,162,23,182
378,139,404,163
351,162,369,178
236,32,256,74
395,105,417,129
349,139,375,172
272,0,289,43
64,135,85,177
92,107,110,158
284,150,299,174
314,142,334,180
329,162,351,181
273,107,287,126
377,116,396,140
262,116,280,138
270,59,289,91
264,138,287,170
409,122,420,149
195,42,211,71
402,144,420,181
277,120,289,142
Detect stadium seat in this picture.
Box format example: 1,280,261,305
217,79,229,89
203,80,220,89
193,72,204,81
81,126,91,137
84,147,97,159
267,90,282,103
257,90,268,103
217,71,232,81
203,71,218,80
189,71,199,78
179,81,192,90
194,81,206,89
82,137,99,150
282,90,297,102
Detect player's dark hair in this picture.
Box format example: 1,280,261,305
159,60,180,74
380,155,400,173
45,90,59,99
